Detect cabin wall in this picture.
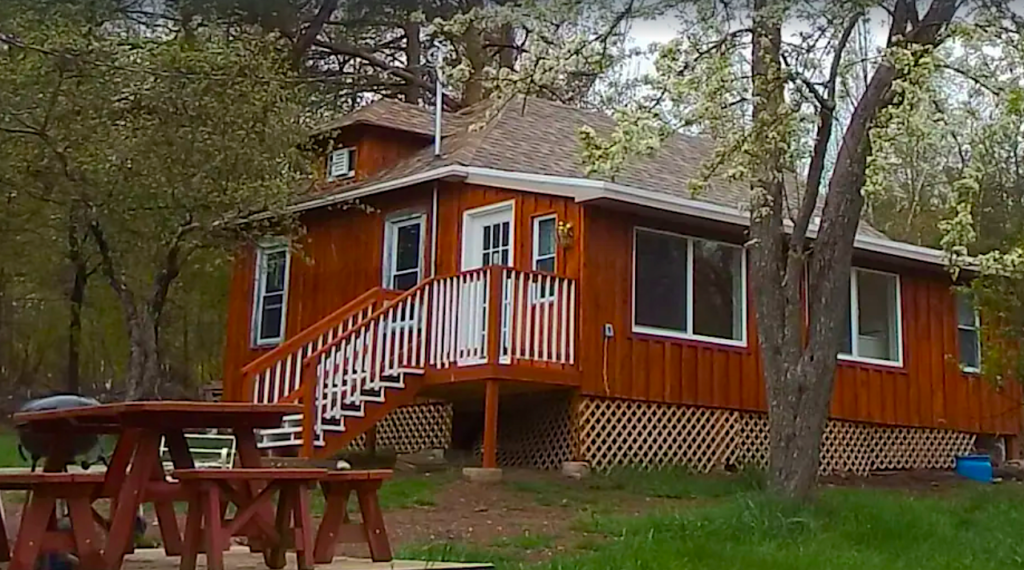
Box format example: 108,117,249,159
222,182,582,394
579,205,1022,436
222,184,435,392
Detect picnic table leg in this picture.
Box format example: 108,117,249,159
179,489,204,570
67,494,105,570
264,482,291,570
147,433,185,557
102,430,140,501
293,483,315,570
313,482,352,564
10,491,56,570
234,426,273,552
0,492,11,563
356,482,392,562
104,430,160,570
201,482,226,570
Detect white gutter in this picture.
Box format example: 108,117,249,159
286,164,467,214
288,165,950,268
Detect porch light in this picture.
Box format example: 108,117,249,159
557,220,575,248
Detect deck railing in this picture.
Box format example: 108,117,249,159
245,266,577,450
242,288,395,405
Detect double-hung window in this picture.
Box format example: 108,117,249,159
957,292,981,372
252,243,290,347
632,228,746,345
383,213,426,291
839,268,903,365
531,215,557,302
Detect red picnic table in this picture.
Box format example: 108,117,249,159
5,401,302,570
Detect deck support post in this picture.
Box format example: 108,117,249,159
300,360,316,459
482,380,499,469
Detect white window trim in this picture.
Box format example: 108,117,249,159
957,293,982,374
460,199,516,270
838,267,904,368
532,214,558,272
382,212,427,290
631,227,748,348
251,242,291,348
327,147,356,181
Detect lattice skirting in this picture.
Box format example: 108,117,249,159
345,401,452,454
577,397,978,475
472,393,574,470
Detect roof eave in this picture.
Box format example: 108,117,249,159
287,165,954,269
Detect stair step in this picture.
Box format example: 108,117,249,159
257,426,303,436
281,414,304,422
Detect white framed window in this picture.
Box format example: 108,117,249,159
531,215,557,302
957,292,981,372
327,147,355,181
383,213,426,291
632,227,746,346
532,215,557,273
252,243,290,347
838,268,903,366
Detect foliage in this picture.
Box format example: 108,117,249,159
574,0,1023,499
0,0,308,398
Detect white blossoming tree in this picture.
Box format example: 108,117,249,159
581,0,1024,499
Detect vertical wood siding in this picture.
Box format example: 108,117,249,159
222,181,583,395
579,206,1021,436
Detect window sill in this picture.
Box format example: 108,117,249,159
326,172,356,182
837,354,905,372
961,366,981,376
632,325,748,351
252,339,282,350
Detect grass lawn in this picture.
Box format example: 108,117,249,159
0,429,26,468
399,468,1024,570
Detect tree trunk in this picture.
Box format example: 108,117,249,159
748,0,960,500
403,21,422,104
66,222,88,394
461,0,486,106
124,308,161,400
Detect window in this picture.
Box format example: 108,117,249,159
632,228,746,344
839,268,902,365
384,214,425,291
252,244,290,346
957,292,981,372
327,148,355,180
532,215,557,273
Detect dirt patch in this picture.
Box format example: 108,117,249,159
360,469,682,562
819,469,969,492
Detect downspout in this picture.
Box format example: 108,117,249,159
431,50,443,277
431,181,439,278
434,55,443,157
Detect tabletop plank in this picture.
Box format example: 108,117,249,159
13,401,302,433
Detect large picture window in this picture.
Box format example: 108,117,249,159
633,228,746,345
840,268,903,365
252,243,290,346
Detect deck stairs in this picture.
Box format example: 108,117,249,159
237,268,576,458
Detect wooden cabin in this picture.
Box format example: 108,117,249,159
222,97,1021,474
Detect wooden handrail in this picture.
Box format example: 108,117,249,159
300,270,485,367
241,287,387,377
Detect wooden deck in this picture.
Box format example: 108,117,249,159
0,547,493,570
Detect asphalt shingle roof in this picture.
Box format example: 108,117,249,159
314,96,889,240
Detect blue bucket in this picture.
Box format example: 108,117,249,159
955,454,993,483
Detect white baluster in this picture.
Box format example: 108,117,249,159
558,278,568,363
568,281,576,364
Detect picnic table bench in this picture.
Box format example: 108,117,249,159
1,401,397,570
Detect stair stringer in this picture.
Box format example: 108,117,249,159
312,373,426,460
